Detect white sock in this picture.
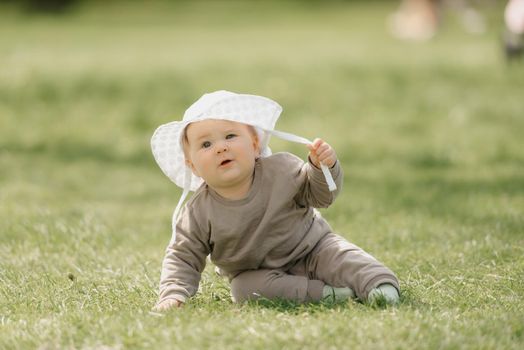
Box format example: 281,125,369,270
368,283,400,305
322,285,356,302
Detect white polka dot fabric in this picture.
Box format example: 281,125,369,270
151,90,282,191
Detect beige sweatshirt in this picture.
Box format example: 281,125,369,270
158,152,343,304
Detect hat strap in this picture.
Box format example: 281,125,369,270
169,167,192,246
169,129,336,246
267,129,337,192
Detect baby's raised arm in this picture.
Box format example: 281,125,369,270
306,138,337,169
293,139,343,208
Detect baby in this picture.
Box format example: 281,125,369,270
151,91,399,310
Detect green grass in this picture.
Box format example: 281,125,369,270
1,0,523,349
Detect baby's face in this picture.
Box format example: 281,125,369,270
184,119,260,193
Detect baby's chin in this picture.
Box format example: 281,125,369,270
209,172,254,189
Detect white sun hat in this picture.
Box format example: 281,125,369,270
151,90,336,244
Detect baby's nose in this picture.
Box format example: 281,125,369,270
215,141,228,153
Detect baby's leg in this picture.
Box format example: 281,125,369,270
230,269,325,303
306,233,400,303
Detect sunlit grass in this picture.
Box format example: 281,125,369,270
1,1,523,349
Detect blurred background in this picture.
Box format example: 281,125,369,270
1,0,523,265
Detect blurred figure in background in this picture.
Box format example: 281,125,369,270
388,0,486,41
504,0,524,60
389,0,524,61
388,0,442,41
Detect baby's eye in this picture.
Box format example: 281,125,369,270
225,134,236,140
201,141,211,148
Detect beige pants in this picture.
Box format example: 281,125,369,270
230,233,399,303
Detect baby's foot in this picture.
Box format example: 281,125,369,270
322,285,356,303
368,283,400,306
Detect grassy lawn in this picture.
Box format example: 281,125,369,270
1,0,523,349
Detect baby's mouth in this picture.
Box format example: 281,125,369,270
220,159,233,166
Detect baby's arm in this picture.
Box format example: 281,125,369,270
155,206,210,311
153,298,183,311
295,138,343,208
307,138,337,169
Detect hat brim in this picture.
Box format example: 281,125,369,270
151,120,195,189
151,93,282,191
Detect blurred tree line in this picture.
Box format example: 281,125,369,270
0,0,368,14
0,0,78,12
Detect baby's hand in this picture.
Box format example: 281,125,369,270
153,299,184,312
307,138,337,168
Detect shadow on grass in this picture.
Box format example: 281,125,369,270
242,296,411,314
245,298,340,314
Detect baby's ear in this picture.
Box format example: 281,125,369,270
252,135,261,157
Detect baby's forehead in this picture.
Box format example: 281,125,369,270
185,119,251,136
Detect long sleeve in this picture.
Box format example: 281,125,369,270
295,159,343,209
158,205,211,304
